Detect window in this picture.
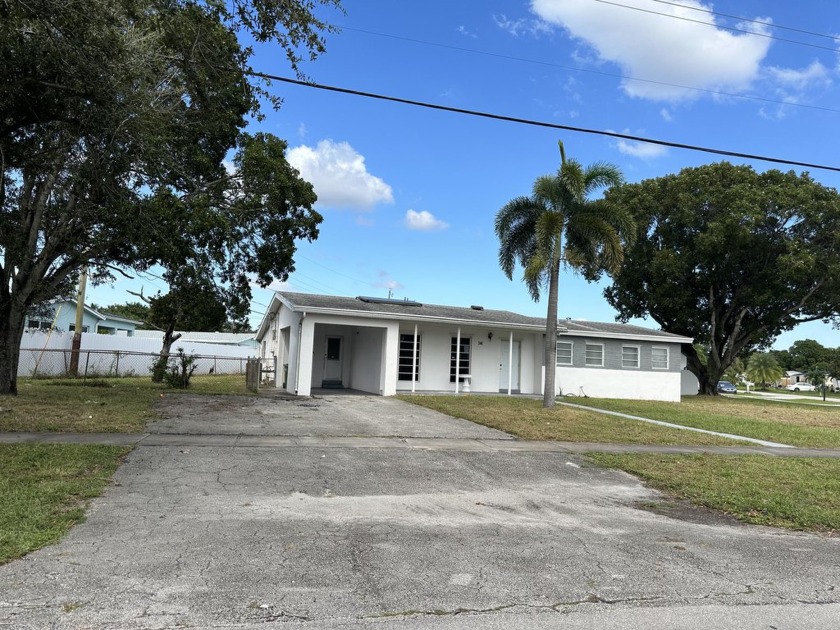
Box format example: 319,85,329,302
651,347,669,370
585,343,604,367
450,337,471,382
556,340,573,366
398,333,421,381
26,320,51,331
622,345,640,369
326,337,341,361
68,324,89,333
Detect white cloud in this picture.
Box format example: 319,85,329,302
768,60,830,91
404,209,449,231
760,61,831,120
373,272,403,291
457,25,477,39
287,140,394,211
530,0,772,101
493,13,552,37
660,108,673,122
609,130,668,158
616,139,667,159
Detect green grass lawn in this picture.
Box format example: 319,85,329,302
588,453,840,534
399,395,741,445
564,396,840,448
0,374,252,433
0,444,130,565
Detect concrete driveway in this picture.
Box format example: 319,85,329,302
1,392,838,629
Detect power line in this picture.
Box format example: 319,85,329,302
296,253,378,287
250,72,840,174
339,26,840,116
591,0,840,54
647,0,839,43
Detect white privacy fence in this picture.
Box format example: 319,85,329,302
18,331,256,378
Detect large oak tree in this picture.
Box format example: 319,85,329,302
603,162,840,394
0,0,340,394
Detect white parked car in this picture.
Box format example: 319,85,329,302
785,382,817,392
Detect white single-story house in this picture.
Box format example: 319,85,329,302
255,292,694,402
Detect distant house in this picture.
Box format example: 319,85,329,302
25,300,142,336
255,292,693,402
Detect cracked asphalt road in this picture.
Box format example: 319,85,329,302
1,393,839,629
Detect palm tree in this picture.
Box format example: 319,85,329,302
745,352,783,389
495,142,631,408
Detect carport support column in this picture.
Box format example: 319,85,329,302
381,323,399,396
508,331,513,395
296,316,316,396
455,327,461,394
411,323,418,393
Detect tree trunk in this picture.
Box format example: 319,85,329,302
543,241,561,408
0,297,27,395
151,321,181,382
684,344,720,395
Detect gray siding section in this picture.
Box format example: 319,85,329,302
557,336,681,373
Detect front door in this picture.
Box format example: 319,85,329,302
499,341,521,392
323,336,343,383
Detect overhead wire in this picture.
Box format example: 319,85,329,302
591,0,840,54
646,0,839,43
249,71,840,174
338,26,840,116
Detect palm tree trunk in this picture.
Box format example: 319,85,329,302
543,237,561,408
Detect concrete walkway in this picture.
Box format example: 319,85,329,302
2,394,839,629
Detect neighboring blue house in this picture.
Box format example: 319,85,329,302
25,300,142,336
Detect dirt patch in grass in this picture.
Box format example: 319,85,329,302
0,374,253,433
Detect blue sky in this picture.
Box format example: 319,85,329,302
88,0,840,350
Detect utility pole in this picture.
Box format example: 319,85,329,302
68,267,88,376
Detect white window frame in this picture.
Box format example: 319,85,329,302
622,345,640,369
584,342,604,367
651,346,669,370
398,333,421,381
556,340,573,366
450,336,471,383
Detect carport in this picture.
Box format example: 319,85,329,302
307,321,390,395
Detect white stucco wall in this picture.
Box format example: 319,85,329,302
556,366,682,402
393,325,543,395
350,326,385,394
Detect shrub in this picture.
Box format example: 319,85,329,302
162,348,199,389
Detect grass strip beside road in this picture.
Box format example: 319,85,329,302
588,453,840,534
0,374,251,433
566,396,840,448
399,395,740,445
0,444,130,565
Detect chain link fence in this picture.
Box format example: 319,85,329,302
19,348,251,379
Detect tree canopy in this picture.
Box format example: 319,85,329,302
603,162,840,394
0,0,340,394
